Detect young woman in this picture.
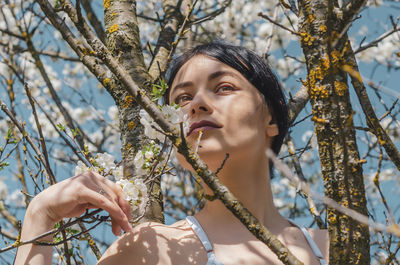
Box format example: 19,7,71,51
15,43,329,265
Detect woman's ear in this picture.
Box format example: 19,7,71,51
263,105,279,137
266,120,279,137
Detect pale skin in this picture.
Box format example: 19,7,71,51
15,55,328,265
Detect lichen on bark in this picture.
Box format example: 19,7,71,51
298,0,370,264
104,0,164,224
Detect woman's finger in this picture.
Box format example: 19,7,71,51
78,188,131,232
111,218,122,236
93,173,132,221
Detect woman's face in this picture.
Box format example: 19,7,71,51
169,55,278,170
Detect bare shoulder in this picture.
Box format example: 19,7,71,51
308,228,329,261
98,219,206,265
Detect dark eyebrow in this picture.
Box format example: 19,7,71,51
208,70,237,81
171,81,194,92
171,70,239,94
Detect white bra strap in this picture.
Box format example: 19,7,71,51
186,216,213,252
287,219,327,265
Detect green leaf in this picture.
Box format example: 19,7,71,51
151,78,168,101
57,123,66,131
5,128,12,140
0,161,10,171
71,128,81,137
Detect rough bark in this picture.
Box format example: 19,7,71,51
297,1,370,264
148,0,183,80
103,0,164,224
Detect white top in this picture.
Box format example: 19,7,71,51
186,216,327,265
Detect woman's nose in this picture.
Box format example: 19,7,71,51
190,92,213,116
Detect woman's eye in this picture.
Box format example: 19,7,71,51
174,94,192,105
216,85,235,93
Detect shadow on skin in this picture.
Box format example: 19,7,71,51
98,221,207,265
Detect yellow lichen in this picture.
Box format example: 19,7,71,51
103,0,111,10
124,95,134,108
299,32,315,46
331,50,341,64
312,116,327,123
328,215,337,224
308,14,315,23
309,85,329,99
107,24,119,34
319,25,327,32
103,78,110,86
334,81,348,96
128,121,136,130
321,55,330,70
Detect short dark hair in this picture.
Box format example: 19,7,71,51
166,42,289,157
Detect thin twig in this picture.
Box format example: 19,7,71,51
266,149,400,236
258,12,299,36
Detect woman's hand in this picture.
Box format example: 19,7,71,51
14,171,132,265
32,171,132,236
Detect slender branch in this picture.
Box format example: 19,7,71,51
286,137,325,229
258,12,300,36
24,83,56,185
355,20,400,54
0,209,103,253
0,201,19,227
0,99,55,185
342,0,368,32
80,0,106,43
23,31,88,151
0,40,80,61
343,45,400,171
191,0,232,25
266,149,400,237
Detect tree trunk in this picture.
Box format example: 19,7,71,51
104,0,164,224
297,1,370,264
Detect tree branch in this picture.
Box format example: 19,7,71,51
288,85,309,124
80,0,106,43
344,44,400,171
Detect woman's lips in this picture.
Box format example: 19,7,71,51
187,120,222,137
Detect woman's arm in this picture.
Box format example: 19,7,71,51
14,171,131,265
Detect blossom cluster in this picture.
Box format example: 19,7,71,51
75,153,147,211
139,104,189,142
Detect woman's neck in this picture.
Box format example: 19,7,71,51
195,152,287,233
